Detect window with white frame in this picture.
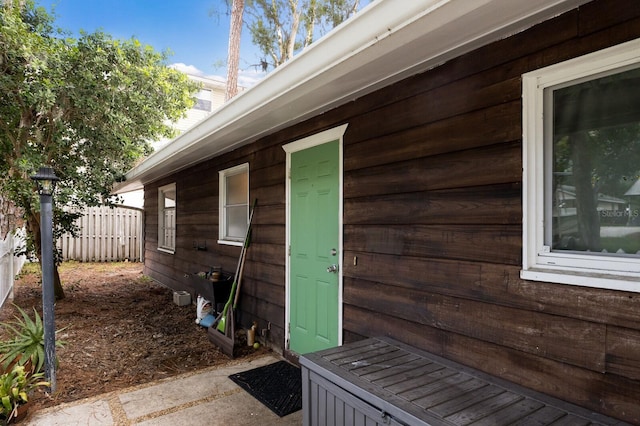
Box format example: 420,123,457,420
522,39,640,292
158,183,176,252
193,88,212,112
219,163,249,244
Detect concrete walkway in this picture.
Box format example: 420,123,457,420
25,355,303,425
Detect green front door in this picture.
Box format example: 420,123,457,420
289,140,340,354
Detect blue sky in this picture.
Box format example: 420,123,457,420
37,0,267,86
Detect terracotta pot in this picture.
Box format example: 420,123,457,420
0,355,33,376
11,401,30,424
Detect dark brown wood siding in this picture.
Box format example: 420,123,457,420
143,141,290,347
143,0,640,422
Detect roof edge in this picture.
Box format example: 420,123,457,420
114,0,589,194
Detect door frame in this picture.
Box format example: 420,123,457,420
282,124,348,352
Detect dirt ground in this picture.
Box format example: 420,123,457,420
0,261,264,415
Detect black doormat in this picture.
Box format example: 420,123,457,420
229,361,302,417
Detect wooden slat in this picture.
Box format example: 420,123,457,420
345,77,521,145
342,305,639,421
548,415,592,426
344,101,521,172
343,252,640,333
354,353,421,379
516,406,572,426
416,379,494,412
367,358,442,388
604,326,640,380
344,281,606,372
341,347,402,370
344,184,522,226
453,395,539,425
239,277,285,310
250,162,285,188
388,369,461,398
325,340,390,363
344,141,522,198
578,0,640,35
303,337,629,425
344,223,521,265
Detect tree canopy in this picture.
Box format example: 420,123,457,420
248,0,366,68
0,0,200,298
223,0,368,71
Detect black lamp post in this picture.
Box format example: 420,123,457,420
31,166,59,392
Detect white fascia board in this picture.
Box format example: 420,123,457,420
114,0,589,194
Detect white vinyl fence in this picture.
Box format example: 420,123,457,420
0,229,26,308
57,206,143,262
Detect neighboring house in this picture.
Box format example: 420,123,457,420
118,74,235,209
114,0,640,422
554,185,630,241
152,74,232,151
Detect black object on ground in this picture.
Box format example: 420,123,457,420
229,361,302,417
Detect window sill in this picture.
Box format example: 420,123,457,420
520,267,640,293
158,247,175,255
217,239,243,247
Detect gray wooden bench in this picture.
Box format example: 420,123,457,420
300,336,629,426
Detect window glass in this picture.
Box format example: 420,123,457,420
193,89,212,111
163,188,176,208
226,172,248,205
225,205,247,240
547,67,640,257
219,164,248,243
158,184,176,251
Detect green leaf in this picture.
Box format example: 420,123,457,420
1,395,11,413
0,305,63,374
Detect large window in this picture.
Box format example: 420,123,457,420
522,39,640,292
158,183,176,253
219,164,249,245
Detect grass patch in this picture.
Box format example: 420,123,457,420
601,234,640,253
16,262,39,279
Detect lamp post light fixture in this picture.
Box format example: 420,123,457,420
31,166,60,392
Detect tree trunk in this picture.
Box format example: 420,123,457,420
570,131,601,251
53,265,64,300
225,0,244,101
286,1,301,60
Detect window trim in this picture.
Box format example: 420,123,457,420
218,163,249,246
158,183,176,254
521,38,640,293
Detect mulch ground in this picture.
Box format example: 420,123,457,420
0,261,266,417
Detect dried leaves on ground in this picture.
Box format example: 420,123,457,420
0,262,264,415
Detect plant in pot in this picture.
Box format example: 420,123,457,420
0,306,65,375
0,365,48,424
0,306,66,424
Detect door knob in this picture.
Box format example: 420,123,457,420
326,264,339,273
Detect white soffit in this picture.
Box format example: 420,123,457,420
116,0,589,193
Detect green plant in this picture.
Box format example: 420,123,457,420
138,275,153,284
0,365,49,423
14,263,39,280
0,306,65,375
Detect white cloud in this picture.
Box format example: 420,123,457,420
238,68,267,88
168,63,206,77
168,62,267,89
